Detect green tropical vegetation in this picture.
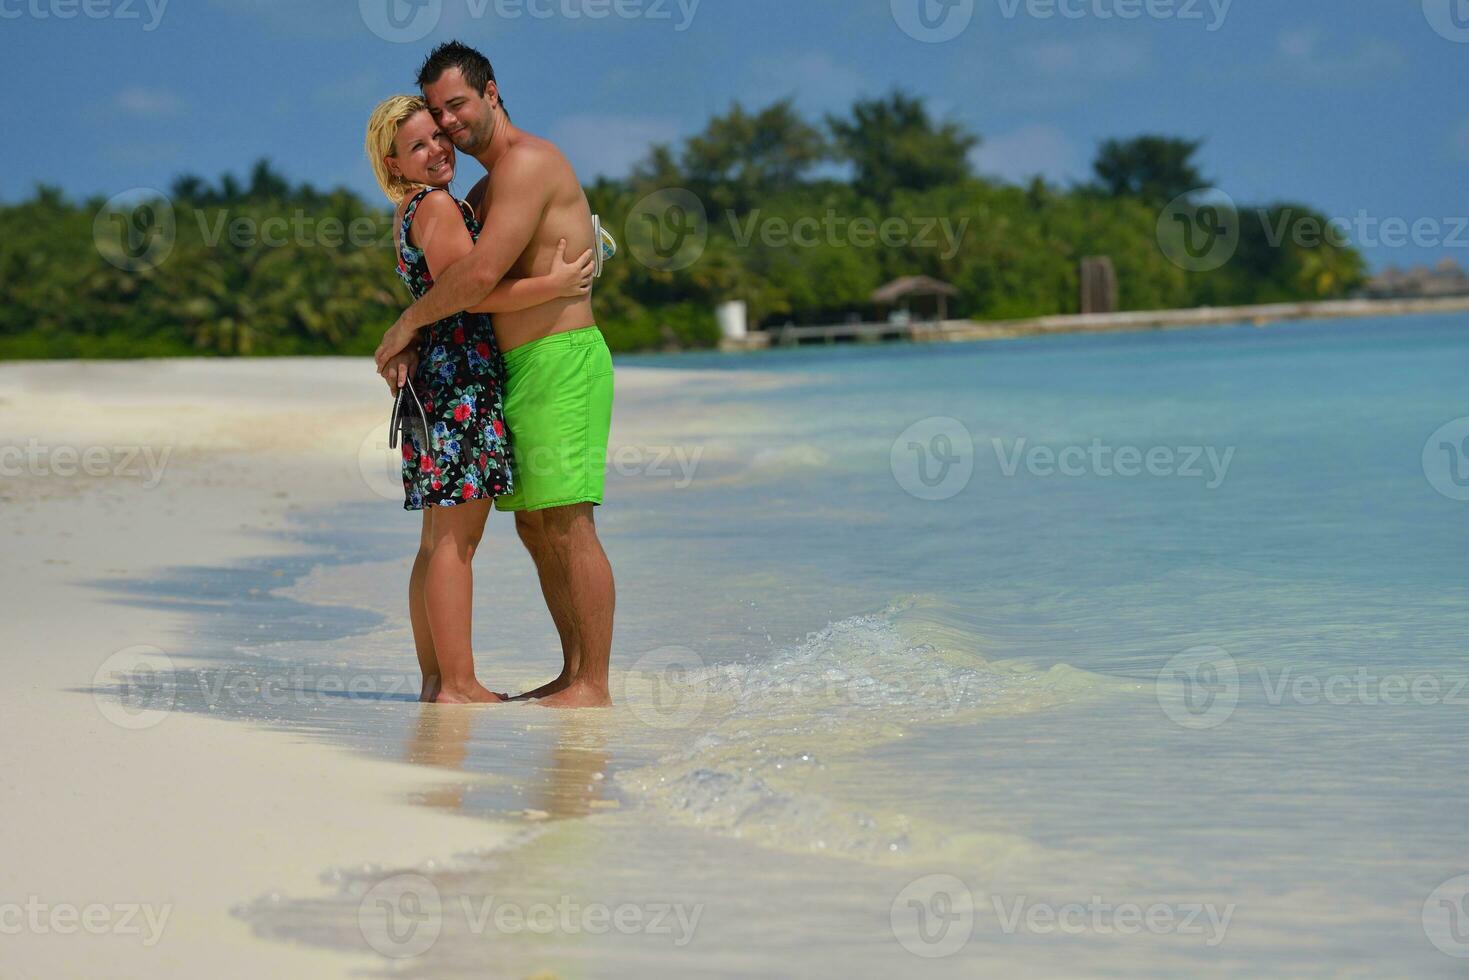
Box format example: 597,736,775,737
0,95,1365,358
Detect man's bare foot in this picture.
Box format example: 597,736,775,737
532,681,612,709
513,674,574,701
419,675,442,703
433,683,506,705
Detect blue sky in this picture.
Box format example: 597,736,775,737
4,0,1465,269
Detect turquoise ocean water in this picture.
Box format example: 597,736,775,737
132,313,1469,976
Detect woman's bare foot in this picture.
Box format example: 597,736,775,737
532,681,612,709
418,675,442,703
433,682,506,705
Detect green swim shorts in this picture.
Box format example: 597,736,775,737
494,325,614,512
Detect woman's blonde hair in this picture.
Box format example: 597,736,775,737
365,95,433,203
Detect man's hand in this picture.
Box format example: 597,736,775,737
375,318,418,372
379,348,418,394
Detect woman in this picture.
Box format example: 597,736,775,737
365,95,595,704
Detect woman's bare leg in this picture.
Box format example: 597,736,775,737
424,498,503,704
410,510,440,702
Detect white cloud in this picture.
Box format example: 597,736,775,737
549,115,683,180
970,124,1085,185
1018,34,1151,80
114,87,183,118
1274,28,1405,80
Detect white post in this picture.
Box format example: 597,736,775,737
715,300,748,341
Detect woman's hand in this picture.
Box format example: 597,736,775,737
375,318,417,372
380,349,419,395
548,238,596,298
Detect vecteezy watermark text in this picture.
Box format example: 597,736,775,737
92,648,450,730
357,874,703,959
620,645,987,730
0,0,168,30
727,210,970,261
1157,645,1469,730
1,441,171,489
989,894,1233,946
0,898,172,946
890,418,1237,501
992,0,1232,30
1258,209,1469,251
889,873,1234,958
1157,189,1468,273
625,188,971,271
890,0,1230,44
993,437,1234,489
358,0,700,43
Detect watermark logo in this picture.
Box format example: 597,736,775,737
359,0,442,42
93,189,175,272
93,645,177,730
1423,418,1469,501
891,0,975,43
626,188,708,272
891,417,975,501
358,873,444,959
1156,645,1238,729
358,422,406,503
1423,0,1469,43
1157,189,1240,272
1424,873,1469,957
890,874,975,958
623,646,708,729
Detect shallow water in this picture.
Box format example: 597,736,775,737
100,314,1469,976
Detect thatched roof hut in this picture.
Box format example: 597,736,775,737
871,276,959,321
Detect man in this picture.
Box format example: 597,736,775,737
375,41,614,709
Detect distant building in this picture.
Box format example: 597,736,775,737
1365,258,1469,299
871,276,959,323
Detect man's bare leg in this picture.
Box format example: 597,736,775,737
410,510,441,702
532,503,614,708
423,498,505,704
513,510,581,699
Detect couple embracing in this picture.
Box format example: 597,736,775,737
366,41,614,709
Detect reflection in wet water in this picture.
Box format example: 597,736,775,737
403,708,615,821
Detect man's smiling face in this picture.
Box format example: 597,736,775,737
422,68,496,155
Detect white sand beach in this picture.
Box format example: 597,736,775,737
0,358,686,978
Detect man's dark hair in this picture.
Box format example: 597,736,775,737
417,41,499,101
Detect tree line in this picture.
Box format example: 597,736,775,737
0,94,1364,358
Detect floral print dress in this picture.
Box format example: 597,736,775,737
395,188,513,510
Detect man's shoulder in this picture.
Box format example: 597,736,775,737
493,132,573,183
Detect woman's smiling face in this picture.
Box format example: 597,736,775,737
390,110,455,189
